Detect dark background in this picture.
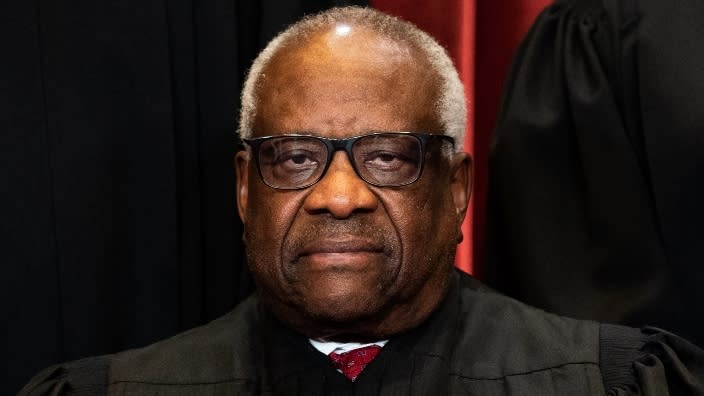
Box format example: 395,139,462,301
484,0,704,351
2,0,365,392
5,0,704,393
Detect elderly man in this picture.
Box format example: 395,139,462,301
22,6,703,395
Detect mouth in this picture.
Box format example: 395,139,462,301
295,238,385,269
298,238,384,254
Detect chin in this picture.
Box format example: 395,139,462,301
299,290,397,336
316,306,378,324
302,292,384,324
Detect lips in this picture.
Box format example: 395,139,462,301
284,216,394,271
296,238,385,257
293,238,386,269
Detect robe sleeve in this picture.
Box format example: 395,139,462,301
485,0,704,344
600,325,704,395
17,356,109,396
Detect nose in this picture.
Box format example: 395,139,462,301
303,151,379,218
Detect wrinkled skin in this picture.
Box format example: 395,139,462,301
235,26,471,341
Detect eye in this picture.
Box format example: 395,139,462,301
274,150,319,169
363,151,412,170
372,153,397,163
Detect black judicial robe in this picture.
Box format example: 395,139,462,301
485,0,704,345
20,271,704,395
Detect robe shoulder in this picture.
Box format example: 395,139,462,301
18,296,261,395
18,355,110,396
454,274,704,394
600,324,704,394
17,275,704,394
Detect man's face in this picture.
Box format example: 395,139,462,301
236,26,470,340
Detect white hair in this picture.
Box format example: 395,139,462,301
238,6,467,150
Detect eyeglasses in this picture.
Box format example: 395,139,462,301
242,132,455,190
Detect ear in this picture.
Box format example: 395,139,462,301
449,152,472,239
235,150,250,223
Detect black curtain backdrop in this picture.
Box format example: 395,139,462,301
1,0,365,392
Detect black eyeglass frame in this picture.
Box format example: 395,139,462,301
241,132,455,190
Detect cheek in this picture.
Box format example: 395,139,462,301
381,183,457,270
244,169,305,234
243,183,306,282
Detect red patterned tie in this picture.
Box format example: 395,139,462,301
328,345,382,381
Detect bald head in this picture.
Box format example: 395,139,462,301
253,27,443,138
238,7,466,148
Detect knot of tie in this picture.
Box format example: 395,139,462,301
328,345,382,381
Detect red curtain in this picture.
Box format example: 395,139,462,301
371,0,551,274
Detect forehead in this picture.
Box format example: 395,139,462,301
253,26,442,138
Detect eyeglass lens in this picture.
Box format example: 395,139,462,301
257,134,423,189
